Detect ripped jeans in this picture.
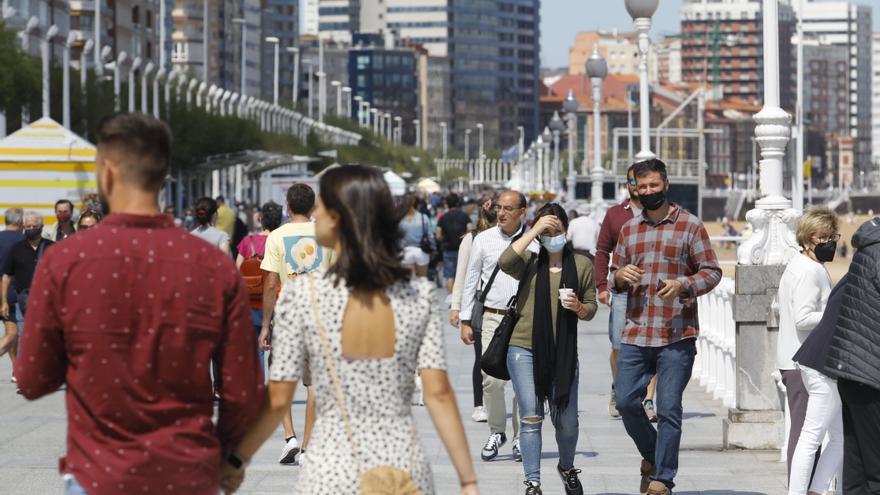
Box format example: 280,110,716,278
507,345,579,482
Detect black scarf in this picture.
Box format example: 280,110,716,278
531,244,579,411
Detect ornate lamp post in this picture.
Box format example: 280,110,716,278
265,36,280,105
128,57,142,113
737,0,799,265
587,46,608,213
563,89,579,201
535,136,544,192
625,0,658,160
550,111,564,197
440,121,448,158
542,126,552,194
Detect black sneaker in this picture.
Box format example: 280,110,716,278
557,465,584,495
480,432,507,461
524,480,542,495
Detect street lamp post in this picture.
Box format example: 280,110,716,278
61,32,77,128
304,59,313,119
626,0,658,161
113,51,129,112
385,113,392,140
476,123,484,158
737,0,799,265
40,25,59,118
550,111,564,196
394,116,402,145
287,47,300,108
128,57,142,113
563,90,579,201
413,119,420,148
542,126,552,193
331,80,341,116
464,129,471,163
317,38,325,122
203,0,209,80
232,18,247,96
265,36,280,105
342,86,351,117
476,123,484,183
153,67,166,119
79,39,94,130
353,95,363,124
370,108,378,134
440,121,448,158
587,46,608,212
536,136,544,191
141,62,154,113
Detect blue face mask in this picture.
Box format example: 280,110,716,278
540,233,567,253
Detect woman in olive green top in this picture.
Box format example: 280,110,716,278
498,202,597,495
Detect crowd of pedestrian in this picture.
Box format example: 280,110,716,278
3,110,878,495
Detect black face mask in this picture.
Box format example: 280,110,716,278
24,228,42,240
814,241,836,263
640,190,667,211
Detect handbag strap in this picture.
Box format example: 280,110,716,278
479,225,528,304
306,274,418,475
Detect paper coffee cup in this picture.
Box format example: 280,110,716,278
558,288,574,299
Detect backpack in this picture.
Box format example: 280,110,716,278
239,235,265,307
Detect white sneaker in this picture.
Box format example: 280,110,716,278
278,436,300,464
297,451,307,467
471,407,488,423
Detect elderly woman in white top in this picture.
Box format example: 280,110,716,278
450,199,497,423
776,207,838,480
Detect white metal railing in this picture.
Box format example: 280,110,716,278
695,276,736,408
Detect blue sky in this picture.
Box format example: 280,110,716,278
540,0,880,68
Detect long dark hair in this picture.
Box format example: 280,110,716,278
194,197,218,228
320,165,410,291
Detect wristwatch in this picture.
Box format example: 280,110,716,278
226,452,249,469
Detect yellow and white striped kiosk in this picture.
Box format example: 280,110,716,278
0,117,96,226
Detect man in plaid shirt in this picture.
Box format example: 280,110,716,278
610,158,721,495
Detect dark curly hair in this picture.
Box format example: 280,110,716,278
193,197,218,228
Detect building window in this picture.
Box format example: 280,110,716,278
172,42,187,62
132,5,139,24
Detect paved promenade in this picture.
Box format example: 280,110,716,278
0,292,787,494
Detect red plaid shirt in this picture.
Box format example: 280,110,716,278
610,204,721,347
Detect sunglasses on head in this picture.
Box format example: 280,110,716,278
628,178,637,186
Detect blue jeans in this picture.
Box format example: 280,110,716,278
608,289,628,350
615,338,696,489
507,345,579,482
63,474,90,494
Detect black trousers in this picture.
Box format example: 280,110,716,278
472,330,483,407
838,378,880,495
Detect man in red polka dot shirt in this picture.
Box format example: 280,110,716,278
14,113,265,495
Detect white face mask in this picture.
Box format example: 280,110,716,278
539,233,567,253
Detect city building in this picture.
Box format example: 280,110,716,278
349,38,419,142
874,32,880,169
300,0,319,35
261,0,299,103
679,0,796,110
653,37,682,84
313,0,540,153
568,30,640,77
423,54,451,152
793,0,873,176
317,0,356,43
384,0,449,57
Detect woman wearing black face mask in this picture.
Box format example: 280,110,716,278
775,207,839,479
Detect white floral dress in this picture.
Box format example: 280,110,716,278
269,269,447,494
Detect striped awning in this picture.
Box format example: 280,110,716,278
0,116,96,162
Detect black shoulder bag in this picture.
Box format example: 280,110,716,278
480,253,534,381
471,263,501,334
419,214,434,255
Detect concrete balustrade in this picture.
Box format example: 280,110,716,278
695,276,737,408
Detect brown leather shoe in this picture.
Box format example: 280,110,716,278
646,480,671,495
640,460,656,494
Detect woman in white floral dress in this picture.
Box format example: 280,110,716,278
226,165,478,495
